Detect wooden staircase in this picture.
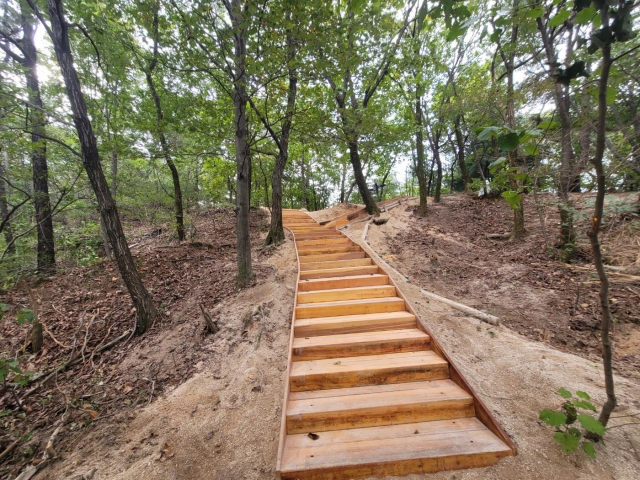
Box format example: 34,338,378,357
276,209,515,480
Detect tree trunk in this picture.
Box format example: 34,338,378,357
432,143,442,203
427,157,435,197
22,5,55,271
145,7,185,241
415,89,428,216
454,116,470,189
300,148,306,209
348,140,378,214
258,157,270,208
0,149,15,254
340,161,347,204
228,0,253,287
588,36,616,429
45,0,159,334
110,149,118,198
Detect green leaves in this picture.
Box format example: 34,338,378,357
0,303,8,321
574,6,596,25
554,431,580,452
549,8,572,27
558,387,572,398
16,308,35,326
540,409,568,427
526,6,544,19
576,391,591,400
578,414,605,436
497,132,519,151
582,441,596,458
501,190,523,210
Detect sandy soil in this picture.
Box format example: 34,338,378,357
306,203,362,223
340,209,640,480
32,233,297,480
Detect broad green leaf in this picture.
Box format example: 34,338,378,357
502,190,523,210
558,387,572,398
576,391,591,400
582,441,596,458
513,173,530,182
554,431,580,452
575,6,596,24
526,6,544,19
549,8,572,27
578,415,605,436
478,126,500,141
524,144,539,155
540,409,568,427
488,156,506,171
349,0,367,13
538,119,559,130
497,132,519,151
573,400,597,411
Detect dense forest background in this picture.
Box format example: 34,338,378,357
0,0,639,477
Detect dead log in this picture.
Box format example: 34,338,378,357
485,233,510,240
362,221,371,242
419,289,501,326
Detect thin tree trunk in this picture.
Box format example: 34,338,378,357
348,140,378,214
110,149,118,198
432,142,443,203
258,157,269,208
144,6,185,241
44,0,159,334
427,157,435,197
21,5,55,271
301,148,306,209
415,88,428,216
340,161,347,203
227,0,252,287
0,149,15,254
454,115,470,189
588,34,615,429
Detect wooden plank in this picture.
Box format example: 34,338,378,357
286,379,474,433
299,258,372,272
297,285,396,304
296,296,405,319
297,245,361,255
295,237,351,247
298,251,366,263
294,311,416,337
298,274,389,292
280,418,512,479
289,351,449,391
292,328,429,360
299,265,379,280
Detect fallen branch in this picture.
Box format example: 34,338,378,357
362,221,371,242
199,304,220,334
419,289,501,326
485,232,511,240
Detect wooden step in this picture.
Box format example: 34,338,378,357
295,233,344,240
280,418,513,479
299,265,379,280
297,245,361,255
290,351,449,391
296,297,405,319
292,328,429,360
299,258,372,272
298,252,366,263
298,274,389,292
296,237,352,247
286,379,473,433
295,311,417,337
297,285,396,304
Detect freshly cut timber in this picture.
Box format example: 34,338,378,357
277,208,515,479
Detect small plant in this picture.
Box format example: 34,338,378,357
539,388,604,458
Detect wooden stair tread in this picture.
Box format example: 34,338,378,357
299,265,379,280
292,328,428,360
290,351,449,391
298,274,388,292
295,296,405,319
280,418,512,477
299,258,372,271
294,311,417,337
299,252,366,263
297,285,396,304
286,379,474,433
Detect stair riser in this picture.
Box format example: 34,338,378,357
297,246,361,255
295,317,416,337
299,259,372,271
292,336,429,361
296,239,352,247
281,448,512,480
287,400,475,434
296,300,405,319
299,266,379,280
298,275,389,292
299,252,366,263
297,286,396,304
290,364,450,392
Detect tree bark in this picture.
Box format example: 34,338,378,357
144,6,185,241
340,161,347,204
415,88,428,216
588,30,615,429
21,4,55,271
0,149,15,254
227,0,253,287
454,115,470,189
44,0,159,334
